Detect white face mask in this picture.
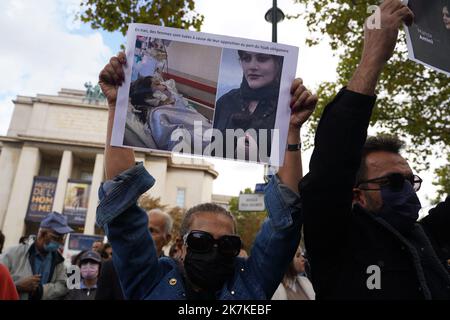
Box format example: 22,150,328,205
80,262,99,280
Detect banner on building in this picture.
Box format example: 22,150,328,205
62,180,91,226
25,176,58,222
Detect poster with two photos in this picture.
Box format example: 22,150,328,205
111,24,299,166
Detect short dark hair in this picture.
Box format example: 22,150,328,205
356,135,405,184
180,203,237,237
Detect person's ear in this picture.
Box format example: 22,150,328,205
353,188,367,207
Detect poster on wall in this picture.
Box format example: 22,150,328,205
111,23,299,166
62,180,91,226
25,176,57,222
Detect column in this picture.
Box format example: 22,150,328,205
2,146,41,249
143,158,167,201
0,145,21,229
52,150,73,213
84,153,104,235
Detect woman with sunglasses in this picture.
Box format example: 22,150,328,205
96,52,318,300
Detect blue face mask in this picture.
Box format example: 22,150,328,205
377,181,422,234
44,241,61,253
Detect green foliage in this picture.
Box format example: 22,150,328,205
228,188,267,252
79,0,204,35
167,206,186,240
138,194,167,211
292,0,450,201
432,153,450,203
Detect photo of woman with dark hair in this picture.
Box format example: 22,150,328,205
213,50,284,161
443,0,450,30
440,0,450,55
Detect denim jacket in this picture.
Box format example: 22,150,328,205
96,163,303,300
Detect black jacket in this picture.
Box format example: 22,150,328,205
95,259,124,300
299,89,450,300
65,287,97,300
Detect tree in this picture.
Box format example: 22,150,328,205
228,188,267,252
432,153,450,204
290,0,450,201
167,206,186,240
78,0,204,36
138,194,167,211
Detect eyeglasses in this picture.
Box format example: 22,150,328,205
356,173,423,192
183,230,242,258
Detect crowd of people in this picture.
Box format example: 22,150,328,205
0,207,179,300
0,0,449,301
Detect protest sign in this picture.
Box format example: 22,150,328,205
112,24,299,166
405,0,450,76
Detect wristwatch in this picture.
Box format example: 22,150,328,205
287,143,301,151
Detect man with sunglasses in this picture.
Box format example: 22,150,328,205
299,0,450,300
0,212,73,300
96,49,318,299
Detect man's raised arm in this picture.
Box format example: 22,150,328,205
299,0,414,295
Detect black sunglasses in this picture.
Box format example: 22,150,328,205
357,173,422,192
183,230,242,258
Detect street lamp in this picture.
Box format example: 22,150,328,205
263,1,285,183
264,0,285,43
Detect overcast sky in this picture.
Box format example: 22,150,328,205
0,0,443,211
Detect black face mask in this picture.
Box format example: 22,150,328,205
184,247,235,292
377,181,422,234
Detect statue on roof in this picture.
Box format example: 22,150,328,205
84,82,106,104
